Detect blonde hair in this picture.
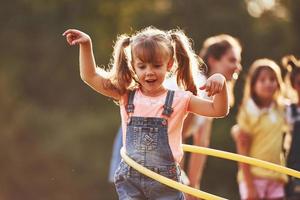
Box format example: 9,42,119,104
102,26,203,95
241,58,284,107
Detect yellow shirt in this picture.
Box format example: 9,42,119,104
237,99,288,183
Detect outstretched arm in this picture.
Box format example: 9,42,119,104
188,73,229,118
63,29,120,100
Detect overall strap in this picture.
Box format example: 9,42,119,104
291,103,298,118
162,90,175,117
126,90,136,114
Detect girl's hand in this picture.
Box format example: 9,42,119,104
62,29,91,46
200,73,226,97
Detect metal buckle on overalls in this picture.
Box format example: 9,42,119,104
161,119,167,126
163,105,173,116
126,104,135,113
168,166,177,174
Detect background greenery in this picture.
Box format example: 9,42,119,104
1,0,299,199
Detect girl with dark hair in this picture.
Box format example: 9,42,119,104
183,35,242,198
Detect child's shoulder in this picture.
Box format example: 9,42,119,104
173,90,193,99
119,88,137,105
241,98,258,114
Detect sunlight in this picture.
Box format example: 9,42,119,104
245,0,281,18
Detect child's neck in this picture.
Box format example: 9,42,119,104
258,98,274,108
140,86,167,97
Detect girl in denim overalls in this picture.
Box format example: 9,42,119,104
63,27,229,199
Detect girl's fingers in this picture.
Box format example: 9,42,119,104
66,33,74,45
212,83,218,95
218,84,223,93
62,29,81,36
205,82,211,92
206,82,212,96
210,82,218,96
208,82,223,96
207,85,214,96
65,33,84,45
71,40,79,45
63,29,75,36
71,38,85,45
212,84,220,96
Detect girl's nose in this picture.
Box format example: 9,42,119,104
146,68,155,76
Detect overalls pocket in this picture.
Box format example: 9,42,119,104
133,127,159,151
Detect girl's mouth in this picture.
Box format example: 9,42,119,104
146,79,156,83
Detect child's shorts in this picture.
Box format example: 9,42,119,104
114,161,185,200
239,177,285,199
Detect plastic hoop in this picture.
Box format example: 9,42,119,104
120,144,300,199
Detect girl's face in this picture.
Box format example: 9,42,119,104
132,47,173,96
210,48,242,81
254,68,278,102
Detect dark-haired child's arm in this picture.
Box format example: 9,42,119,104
63,29,120,100
188,73,229,118
233,127,259,199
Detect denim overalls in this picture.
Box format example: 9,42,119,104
114,90,185,200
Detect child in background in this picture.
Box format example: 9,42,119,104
63,27,229,199
184,35,242,197
282,55,300,200
233,59,287,200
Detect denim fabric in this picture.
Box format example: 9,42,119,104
114,90,185,200
108,127,122,183
115,161,184,200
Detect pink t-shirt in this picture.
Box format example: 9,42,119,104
119,88,193,163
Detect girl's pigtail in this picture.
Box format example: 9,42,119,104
282,55,298,73
111,34,133,94
282,55,300,90
170,31,198,95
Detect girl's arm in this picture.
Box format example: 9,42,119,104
63,29,120,100
188,73,229,118
233,126,258,199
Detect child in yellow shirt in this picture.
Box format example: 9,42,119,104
233,59,287,200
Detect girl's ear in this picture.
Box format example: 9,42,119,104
167,58,174,71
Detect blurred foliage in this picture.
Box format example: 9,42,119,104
0,0,300,199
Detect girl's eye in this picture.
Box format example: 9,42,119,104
138,65,146,69
154,64,162,68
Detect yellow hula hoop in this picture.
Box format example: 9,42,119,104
120,145,300,200
120,147,227,200
182,144,300,179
